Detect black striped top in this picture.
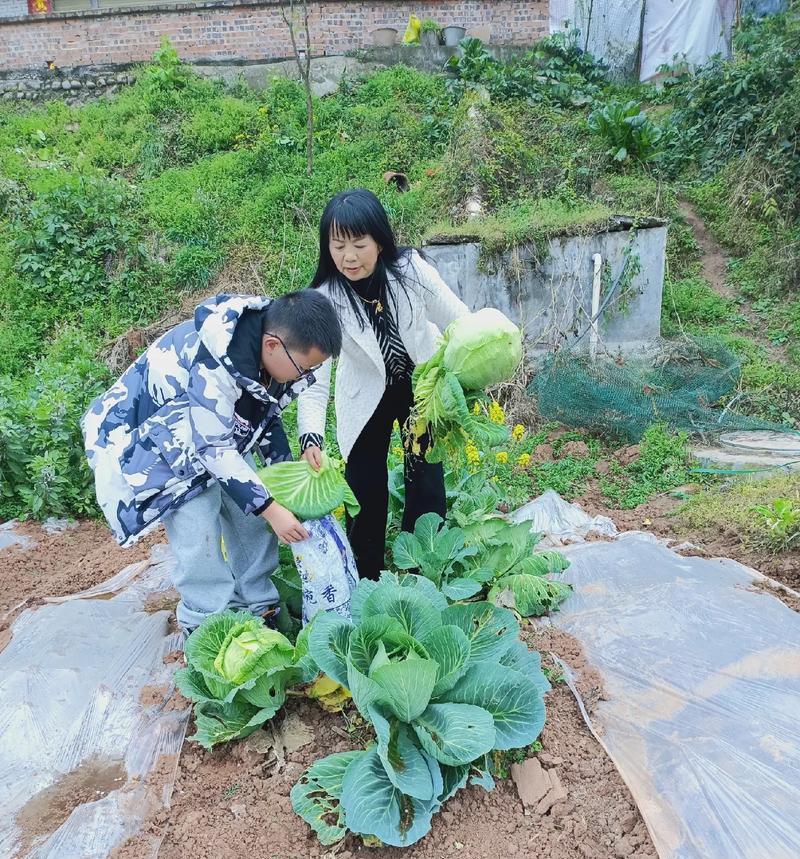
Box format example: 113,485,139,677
299,277,413,453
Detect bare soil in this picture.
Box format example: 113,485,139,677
0,519,161,654
14,757,127,856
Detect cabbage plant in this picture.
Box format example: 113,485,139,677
291,573,550,847
410,309,523,460
393,512,571,616
175,611,316,749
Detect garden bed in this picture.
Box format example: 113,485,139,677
2,523,658,858
114,626,655,859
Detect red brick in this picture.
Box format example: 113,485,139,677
0,0,549,70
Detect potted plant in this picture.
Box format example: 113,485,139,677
371,27,398,47
420,18,442,47
441,24,467,47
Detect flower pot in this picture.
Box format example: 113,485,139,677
421,30,440,47
371,27,398,47
442,25,466,47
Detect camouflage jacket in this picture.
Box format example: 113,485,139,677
82,294,314,546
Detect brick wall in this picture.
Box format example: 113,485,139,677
0,0,26,18
0,0,549,72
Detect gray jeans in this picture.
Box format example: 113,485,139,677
163,476,279,632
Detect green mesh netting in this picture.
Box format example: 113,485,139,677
529,336,796,443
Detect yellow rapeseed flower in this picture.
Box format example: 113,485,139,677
489,401,506,425
512,424,525,442
517,452,531,468
472,401,482,415
495,451,509,464
465,441,481,466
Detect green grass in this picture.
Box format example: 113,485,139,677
0,57,458,519
599,424,691,509
661,276,744,336
424,198,612,258
679,474,800,552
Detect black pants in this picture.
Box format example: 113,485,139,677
345,378,446,581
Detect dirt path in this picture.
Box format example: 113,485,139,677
678,201,732,297
677,200,789,362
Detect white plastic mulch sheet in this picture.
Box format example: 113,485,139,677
511,488,618,545
0,544,190,859
518,491,800,859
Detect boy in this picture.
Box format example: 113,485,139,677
83,291,341,636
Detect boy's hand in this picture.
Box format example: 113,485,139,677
262,502,309,544
301,445,323,471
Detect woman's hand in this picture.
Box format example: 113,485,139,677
262,502,309,544
301,445,323,471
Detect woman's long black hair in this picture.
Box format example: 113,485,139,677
310,189,419,329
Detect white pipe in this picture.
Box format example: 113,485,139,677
590,253,602,359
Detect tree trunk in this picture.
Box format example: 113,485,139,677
280,0,314,175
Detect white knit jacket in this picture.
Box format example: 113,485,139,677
297,250,469,461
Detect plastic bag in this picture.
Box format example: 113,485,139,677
291,514,359,624
403,14,421,44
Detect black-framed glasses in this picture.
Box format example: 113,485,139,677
265,332,323,380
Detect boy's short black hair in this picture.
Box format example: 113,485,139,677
262,289,342,358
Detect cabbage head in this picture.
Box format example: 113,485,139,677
175,612,316,749
442,308,522,390
410,309,522,460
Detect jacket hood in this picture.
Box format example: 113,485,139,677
194,293,273,402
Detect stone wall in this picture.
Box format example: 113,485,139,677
0,65,135,104
0,42,539,105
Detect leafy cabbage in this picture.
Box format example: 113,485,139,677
175,611,316,749
411,309,522,460
257,452,360,520
443,308,523,390
291,573,549,847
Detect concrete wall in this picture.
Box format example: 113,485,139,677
424,225,667,354
189,46,536,95
0,0,548,71
190,54,381,98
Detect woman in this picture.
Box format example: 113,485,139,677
297,188,469,580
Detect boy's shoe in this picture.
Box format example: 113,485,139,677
261,605,281,630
